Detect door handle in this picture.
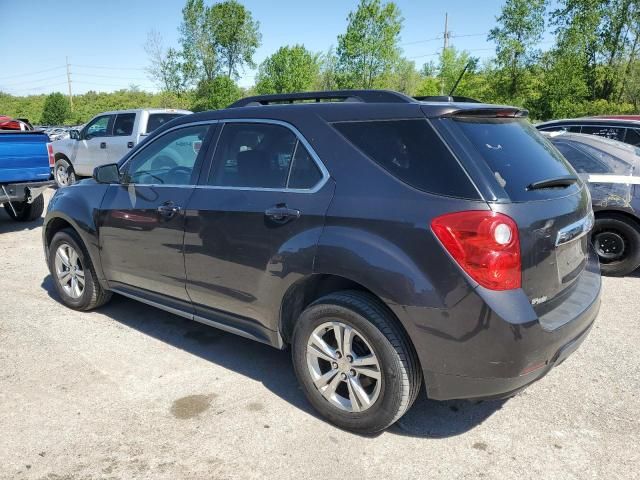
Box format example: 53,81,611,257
157,202,182,218
100,142,107,149
127,141,134,148
265,205,300,224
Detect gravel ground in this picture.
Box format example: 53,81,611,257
1,190,639,480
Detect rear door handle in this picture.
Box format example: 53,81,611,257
157,202,182,218
265,205,300,224
127,141,134,148
100,142,107,149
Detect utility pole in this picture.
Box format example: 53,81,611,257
65,56,73,110
440,12,449,95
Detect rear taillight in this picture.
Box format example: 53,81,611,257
431,210,521,290
46,142,55,167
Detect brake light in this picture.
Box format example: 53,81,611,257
431,211,521,290
46,142,55,167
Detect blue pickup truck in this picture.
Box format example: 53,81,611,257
0,121,55,222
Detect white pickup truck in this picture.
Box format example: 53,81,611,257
52,108,191,187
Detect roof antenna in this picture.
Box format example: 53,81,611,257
448,61,471,97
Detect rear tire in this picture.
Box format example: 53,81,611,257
3,194,44,222
292,290,422,433
48,228,112,310
593,216,640,276
55,158,76,188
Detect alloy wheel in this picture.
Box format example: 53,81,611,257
306,321,382,413
54,243,85,298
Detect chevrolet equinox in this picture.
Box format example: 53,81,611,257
43,90,602,433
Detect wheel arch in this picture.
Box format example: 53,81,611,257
594,208,640,230
279,273,415,350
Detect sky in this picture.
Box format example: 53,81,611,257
0,0,556,97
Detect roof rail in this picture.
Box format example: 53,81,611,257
228,90,416,108
414,95,481,103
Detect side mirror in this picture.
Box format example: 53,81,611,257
69,129,80,140
93,163,120,184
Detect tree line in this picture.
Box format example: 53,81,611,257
2,0,639,125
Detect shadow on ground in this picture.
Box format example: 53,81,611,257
0,211,43,234
40,275,505,438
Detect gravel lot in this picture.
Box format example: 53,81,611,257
1,190,639,480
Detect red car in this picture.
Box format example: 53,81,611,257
0,115,33,131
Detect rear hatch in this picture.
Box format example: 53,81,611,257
432,110,594,310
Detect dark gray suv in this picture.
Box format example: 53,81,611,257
43,90,601,433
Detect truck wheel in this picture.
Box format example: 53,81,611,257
593,216,640,276
292,290,422,433
3,194,45,222
48,228,112,311
55,158,76,188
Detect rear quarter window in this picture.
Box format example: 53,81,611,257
332,119,479,199
449,117,578,201
146,113,185,134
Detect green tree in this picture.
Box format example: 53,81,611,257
316,47,339,90
255,45,320,94
192,75,243,111
145,30,188,93
488,0,546,100
209,0,261,79
336,0,403,88
437,48,479,95
40,92,70,125
180,0,218,82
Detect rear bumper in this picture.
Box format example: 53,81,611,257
0,180,55,203
394,257,601,401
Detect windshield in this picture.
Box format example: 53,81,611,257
449,117,579,201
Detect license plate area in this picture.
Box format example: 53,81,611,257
556,236,588,284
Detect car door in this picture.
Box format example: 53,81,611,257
106,112,137,163
98,122,215,308
183,120,334,339
73,114,113,176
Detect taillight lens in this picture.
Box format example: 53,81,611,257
431,211,521,290
46,142,55,167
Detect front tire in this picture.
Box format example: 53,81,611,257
3,194,44,222
592,216,640,276
48,228,112,310
292,290,422,433
55,158,76,188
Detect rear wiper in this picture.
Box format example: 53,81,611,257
527,175,578,190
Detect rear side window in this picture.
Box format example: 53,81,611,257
625,128,640,146
553,141,608,173
209,122,297,188
332,119,478,198
581,125,625,141
146,113,185,134
540,125,581,133
449,118,576,201
113,113,135,136
288,144,323,189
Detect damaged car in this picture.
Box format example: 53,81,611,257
544,131,640,275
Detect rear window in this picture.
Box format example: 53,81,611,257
332,119,478,198
146,113,185,134
450,118,577,201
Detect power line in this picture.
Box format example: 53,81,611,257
0,65,66,81
72,64,147,71
450,32,489,38
73,72,151,80
401,36,441,46
0,74,67,87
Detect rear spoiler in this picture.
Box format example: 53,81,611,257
446,107,529,118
